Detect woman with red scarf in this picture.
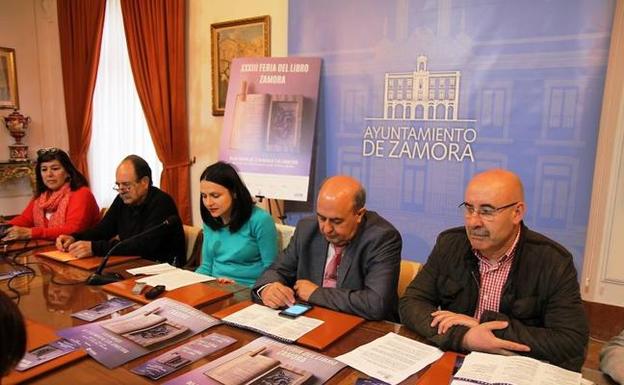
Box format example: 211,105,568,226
2,148,100,241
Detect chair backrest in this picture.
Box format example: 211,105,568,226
398,259,423,297
275,223,295,251
182,225,203,269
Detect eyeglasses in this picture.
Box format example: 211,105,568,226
459,202,518,221
37,147,62,157
113,181,139,192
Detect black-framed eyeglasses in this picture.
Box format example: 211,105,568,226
113,181,139,192
36,147,62,157
458,201,518,221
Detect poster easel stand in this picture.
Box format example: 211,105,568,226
255,195,286,224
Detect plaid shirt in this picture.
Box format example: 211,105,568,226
473,229,521,319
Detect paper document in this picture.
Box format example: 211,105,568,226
451,351,581,385
222,303,323,342
37,250,78,262
127,263,177,276
136,269,214,290
335,332,444,385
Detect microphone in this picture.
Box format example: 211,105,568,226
86,215,181,286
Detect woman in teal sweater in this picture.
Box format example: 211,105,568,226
196,162,278,286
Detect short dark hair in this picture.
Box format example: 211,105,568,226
199,162,253,232
353,186,366,211
0,291,26,376
122,154,152,186
35,148,89,197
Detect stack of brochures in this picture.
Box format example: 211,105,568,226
57,297,221,368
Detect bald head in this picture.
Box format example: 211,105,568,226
318,175,366,211
316,176,366,245
467,169,524,203
464,169,525,260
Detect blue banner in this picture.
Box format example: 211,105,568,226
287,0,616,271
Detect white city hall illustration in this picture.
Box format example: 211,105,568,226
383,55,460,121
363,55,475,162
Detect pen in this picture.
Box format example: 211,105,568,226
144,306,161,316
248,346,266,357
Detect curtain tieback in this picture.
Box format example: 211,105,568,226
164,156,195,169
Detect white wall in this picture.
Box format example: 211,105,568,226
581,0,624,306
187,0,288,226
0,0,67,214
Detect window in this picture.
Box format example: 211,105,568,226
89,0,162,208
548,87,577,131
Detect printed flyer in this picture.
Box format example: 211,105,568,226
71,297,136,322
131,333,236,380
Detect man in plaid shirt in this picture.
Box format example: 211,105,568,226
399,169,588,372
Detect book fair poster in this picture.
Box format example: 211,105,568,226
219,57,321,201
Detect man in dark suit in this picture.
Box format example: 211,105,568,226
252,175,402,321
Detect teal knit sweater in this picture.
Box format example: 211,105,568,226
196,206,278,287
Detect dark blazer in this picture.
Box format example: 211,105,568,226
399,223,588,372
252,211,402,321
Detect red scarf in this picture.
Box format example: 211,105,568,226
33,183,72,228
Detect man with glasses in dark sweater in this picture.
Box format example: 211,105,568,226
56,155,185,266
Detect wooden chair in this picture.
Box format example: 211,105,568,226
182,225,203,269
398,259,423,297
275,223,295,251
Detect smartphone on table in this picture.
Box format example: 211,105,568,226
278,303,313,318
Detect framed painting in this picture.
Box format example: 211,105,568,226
0,47,19,109
211,15,270,116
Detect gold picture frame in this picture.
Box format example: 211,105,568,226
0,47,19,109
211,15,270,116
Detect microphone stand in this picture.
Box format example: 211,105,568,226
86,219,172,286
86,241,126,286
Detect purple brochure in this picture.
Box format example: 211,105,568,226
131,333,236,380
71,297,136,322
15,338,80,371
0,265,32,281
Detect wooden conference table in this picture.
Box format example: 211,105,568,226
0,243,615,385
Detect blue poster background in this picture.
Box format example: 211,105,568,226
287,0,615,271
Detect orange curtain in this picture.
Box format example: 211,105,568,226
57,0,106,180
120,0,192,224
